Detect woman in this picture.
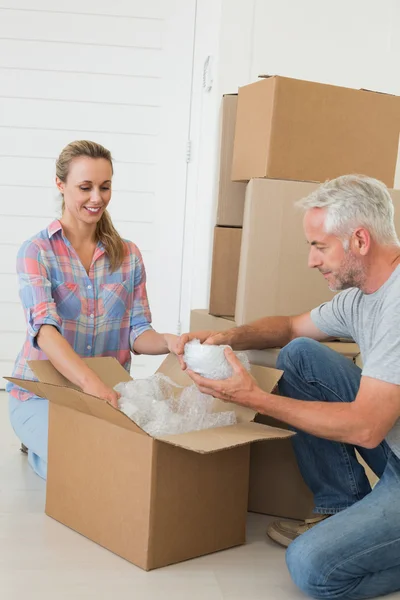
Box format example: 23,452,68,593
7,140,180,480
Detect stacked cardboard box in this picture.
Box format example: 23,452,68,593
209,76,400,321
205,74,399,517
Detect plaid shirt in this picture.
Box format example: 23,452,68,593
7,220,153,401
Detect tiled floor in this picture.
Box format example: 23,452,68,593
1,391,397,600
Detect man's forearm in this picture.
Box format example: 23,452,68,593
251,390,372,447
224,316,293,351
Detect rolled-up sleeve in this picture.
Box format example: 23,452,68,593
17,240,62,348
129,246,153,349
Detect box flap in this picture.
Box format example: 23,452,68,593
156,421,293,454
6,377,145,435
156,353,192,387
29,357,132,389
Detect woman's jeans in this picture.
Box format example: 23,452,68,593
9,394,48,480
277,338,400,599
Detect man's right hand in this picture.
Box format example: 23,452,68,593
176,330,229,369
82,377,121,408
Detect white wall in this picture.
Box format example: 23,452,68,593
185,0,400,317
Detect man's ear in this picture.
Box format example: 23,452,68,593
353,228,370,255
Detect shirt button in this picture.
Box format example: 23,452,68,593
87,285,92,290
90,313,94,318
87,345,91,350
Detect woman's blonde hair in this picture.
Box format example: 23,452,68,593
56,140,125,271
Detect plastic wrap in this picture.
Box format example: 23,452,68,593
115,373,236,436
183,339,250,380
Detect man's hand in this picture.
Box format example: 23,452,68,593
82,377,121,408
176,330,230,369
186,347,259,407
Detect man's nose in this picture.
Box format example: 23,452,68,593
308,247,321,269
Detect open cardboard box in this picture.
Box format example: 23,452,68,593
7,355,292,570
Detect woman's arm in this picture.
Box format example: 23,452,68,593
37,326,120,407
132,330,179,355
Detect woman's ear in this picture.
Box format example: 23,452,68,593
55,177,64,194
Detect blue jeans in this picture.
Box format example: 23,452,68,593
277,338,400,599
9,394,48,480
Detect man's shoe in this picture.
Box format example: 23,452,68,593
267,515,331,548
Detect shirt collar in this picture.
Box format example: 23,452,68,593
47,219,106,256
47,219,63,238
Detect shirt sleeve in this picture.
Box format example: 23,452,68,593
128,244,153,349
361,297,400,385
17,240,62,349
310,289,355,339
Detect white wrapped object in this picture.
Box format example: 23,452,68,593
115,373,236,436
183,339,250,380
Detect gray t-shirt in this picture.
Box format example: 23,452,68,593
311,265,400,458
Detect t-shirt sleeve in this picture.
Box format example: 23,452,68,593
361,298,400,385
310,290,355,339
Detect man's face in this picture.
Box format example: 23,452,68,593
303,208,366,291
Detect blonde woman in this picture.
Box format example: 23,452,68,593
7,140,180,479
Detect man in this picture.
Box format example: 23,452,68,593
178,175,400,600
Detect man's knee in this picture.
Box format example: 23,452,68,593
286,536,327,599
276,337,320,371
286,535,348,600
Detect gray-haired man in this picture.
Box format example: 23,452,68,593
179,175,400,600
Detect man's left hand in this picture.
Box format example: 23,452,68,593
186,347,259,408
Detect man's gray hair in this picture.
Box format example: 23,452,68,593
297,175,399,246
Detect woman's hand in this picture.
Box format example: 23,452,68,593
163,333,183,356
82,377,121,408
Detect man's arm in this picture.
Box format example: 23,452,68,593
250,376,400,448
178,312,332,355
189,349,400,449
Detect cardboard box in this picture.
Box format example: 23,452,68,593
189,309,365,520
250,415,314,520
216,95,247,227
235,181,400,326
7,356,292,570
232,76,400,186
209,226,242,317
235,179,335,325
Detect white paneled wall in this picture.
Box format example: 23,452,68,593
0,0,196,386
186,0,400,312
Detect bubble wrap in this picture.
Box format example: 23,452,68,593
115,373,236,436
183,339,250,380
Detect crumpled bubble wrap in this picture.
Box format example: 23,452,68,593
115,373,236,436
183,338,250,380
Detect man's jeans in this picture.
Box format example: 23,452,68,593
276,338,400,599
